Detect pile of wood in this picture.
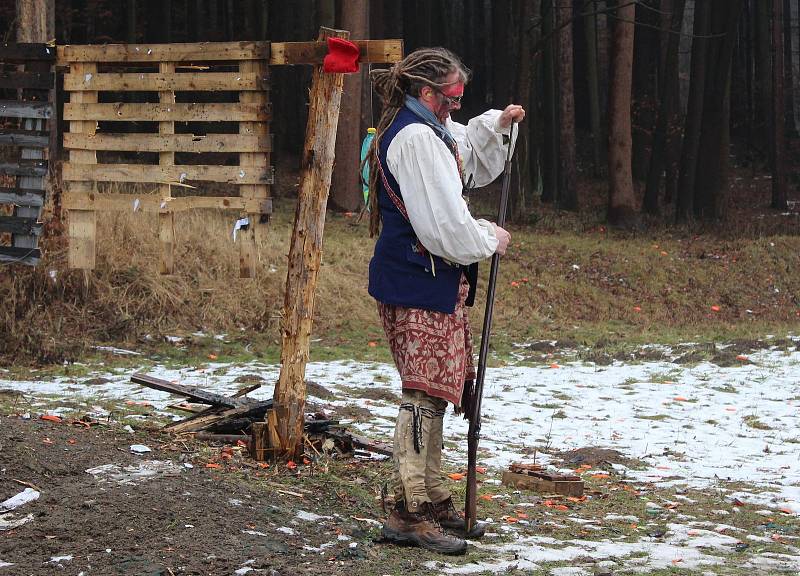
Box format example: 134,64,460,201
130,372,391,460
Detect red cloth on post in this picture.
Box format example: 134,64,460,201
323,37,360,73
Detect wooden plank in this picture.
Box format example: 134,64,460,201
68,209,95,269
166,399,274,434
63,132,272,153
67,62,98,270
130,372,252,408
0,129,50,147
232,383,262,397
57,41,270,63
0,216,42,236
0,42,56,62
0,71,54,90
0,161,48,177
269,38,403,66
0,246,41,265
64,190,272,214
250,421,271,461
238,59,270,278
0,100,52,119
0,187,45,207
64,71,267,91
63,163,273,184
158,62,176,275
501,470,585,497
63,102,271,122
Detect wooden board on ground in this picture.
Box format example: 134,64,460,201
501,463,584,497
130,373,254,408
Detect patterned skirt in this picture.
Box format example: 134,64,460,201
378,279,476,406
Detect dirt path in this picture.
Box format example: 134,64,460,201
0,416,393,576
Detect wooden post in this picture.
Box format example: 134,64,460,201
159,61,176,274
67,61,97,269
238,58,270,278
270,27,348,458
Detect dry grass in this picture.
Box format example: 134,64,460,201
1,187,380,363
2,169,800,365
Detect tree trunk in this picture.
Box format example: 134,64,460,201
317,0,335,28
511,0,539,220
126,0,137,43
16,0,54,41
676,0,711,222
693,0,743,219
556,0,578,210
678,0,694,112
756,0,772,157
583,0,603,177
207,0,219,41
418,0,433,47
148,0,171,42
784,0,797,135
258,0,269,40
791,0,800,134
596,0,610,114
644,0,687,214
607,0,637,226
744,0,756,169
541,0,558,203
483,0,494,104
773,0,789,208
492,0,514,105
632,0,660,182
329,0,368,212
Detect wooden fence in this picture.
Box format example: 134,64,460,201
0,43,56,266
59,41,273,276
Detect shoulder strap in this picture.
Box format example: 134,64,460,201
377,156,410,223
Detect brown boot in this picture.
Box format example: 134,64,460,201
433,497,486,539
381,501,467,555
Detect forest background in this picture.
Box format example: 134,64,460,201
1,0,799,365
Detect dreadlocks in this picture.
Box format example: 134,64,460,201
365,48,471,237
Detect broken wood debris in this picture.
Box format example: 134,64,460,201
129,372,391,460
501,462,585,497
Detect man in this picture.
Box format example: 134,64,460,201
365,47,525,555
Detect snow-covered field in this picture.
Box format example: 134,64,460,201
2,340,799,574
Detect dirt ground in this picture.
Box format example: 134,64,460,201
0,414,395,576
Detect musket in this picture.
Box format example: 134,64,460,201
465,123,516,533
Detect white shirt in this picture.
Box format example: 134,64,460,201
386,109,515,266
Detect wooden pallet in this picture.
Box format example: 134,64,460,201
501,462,585,497
59,41,274,276
0,43,55,266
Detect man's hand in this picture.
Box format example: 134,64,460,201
492,224,511,255
498,104,526,129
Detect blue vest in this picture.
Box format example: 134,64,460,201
368,108,477,314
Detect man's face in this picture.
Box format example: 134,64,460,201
422,71,464,123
